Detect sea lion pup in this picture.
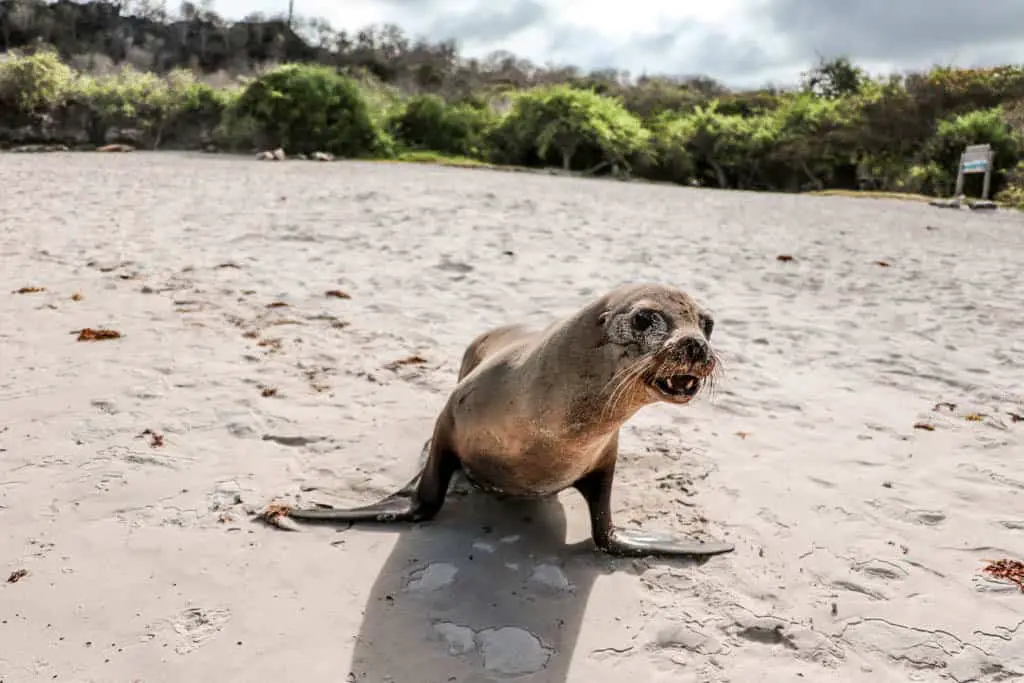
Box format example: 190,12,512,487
284,283,734,557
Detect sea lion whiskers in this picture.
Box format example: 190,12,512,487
703,352,725,401
601,353,657,420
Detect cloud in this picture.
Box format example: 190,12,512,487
761,0,1024,65
212,0,1024,87
422,0,547,45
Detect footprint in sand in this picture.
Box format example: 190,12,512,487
169,606,232,655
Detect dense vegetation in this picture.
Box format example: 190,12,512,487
2,0,1023,207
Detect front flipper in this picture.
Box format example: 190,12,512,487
573,455,735,559
603,527,734,557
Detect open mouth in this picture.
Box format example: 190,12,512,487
652,374,701,399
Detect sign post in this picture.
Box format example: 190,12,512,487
954,143,995,199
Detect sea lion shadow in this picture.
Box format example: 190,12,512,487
347,488,608,682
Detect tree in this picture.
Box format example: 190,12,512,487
802,56,865,100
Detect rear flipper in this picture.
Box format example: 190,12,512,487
288,489,422,523
286,472,424,523
284,435,461,526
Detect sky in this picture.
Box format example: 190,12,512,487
211,0,1024,89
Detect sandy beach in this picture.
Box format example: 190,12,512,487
1,152,1022,682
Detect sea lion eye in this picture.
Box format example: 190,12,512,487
631,309,658,332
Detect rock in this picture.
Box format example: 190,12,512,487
929,197,962,209
10,144,70,153
295,153,308,160
968,200,998,211
312,151,335,161
96,144,135,153
257,148,286,161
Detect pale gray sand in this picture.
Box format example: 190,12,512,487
1,152,1022,682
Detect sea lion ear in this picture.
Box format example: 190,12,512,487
699,313,714,340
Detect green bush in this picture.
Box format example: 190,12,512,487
391,94,496,158
995,161,1024,208
0,48,76,119
763,94,862,190
901,162,952,196
922,106,1022,195
233,63,384,156
73,66,230,146
492,84,650,172
642,113,698,184
652,103,776,189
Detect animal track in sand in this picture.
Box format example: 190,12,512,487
151,607,233,655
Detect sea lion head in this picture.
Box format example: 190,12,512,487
597,284,719,408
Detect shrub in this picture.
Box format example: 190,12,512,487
763,94,862,190
922,106,1022,196
901,162,953,196
654,103,776,189
0,48,76,119
642,113,698,184
73,66,227,146
995,162,1024,208
233,63,384,156
492,85,650,172
391,94,496,158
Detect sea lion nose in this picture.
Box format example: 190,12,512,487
678,335,709,363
